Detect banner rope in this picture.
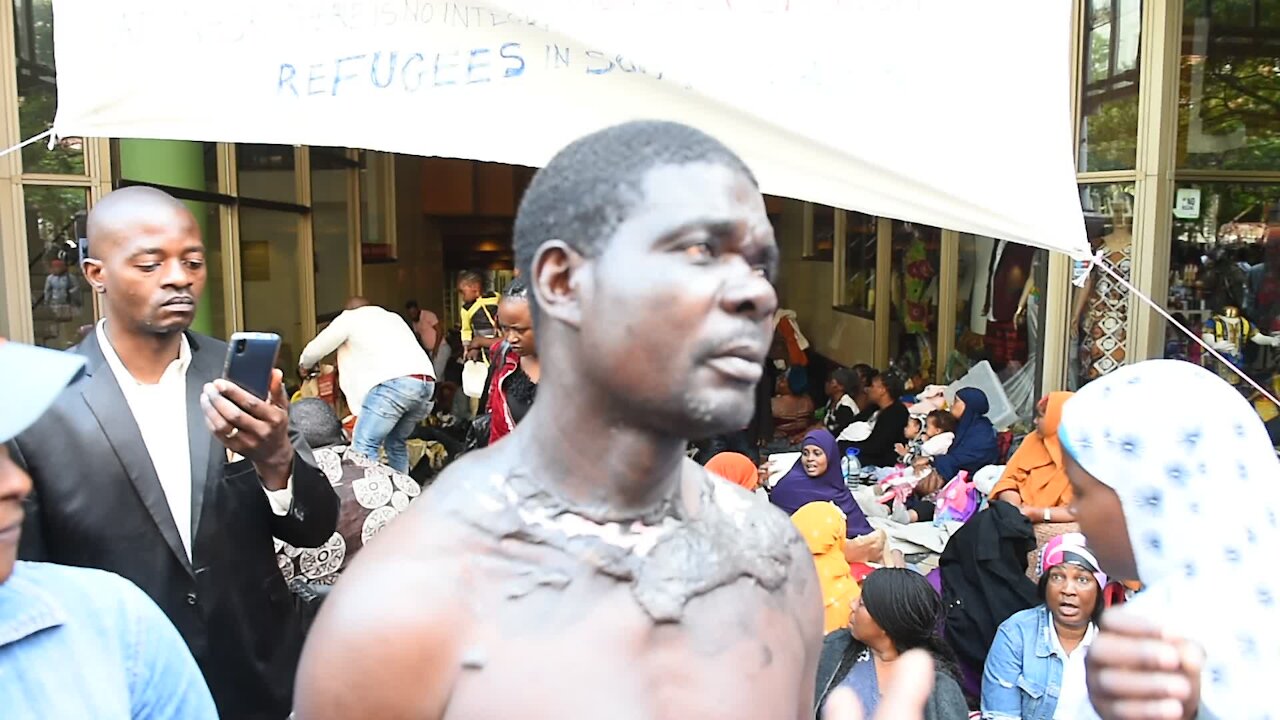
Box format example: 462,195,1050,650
1088,252,1280,409
0,129,54,159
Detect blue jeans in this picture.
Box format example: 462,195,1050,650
353,376,434,473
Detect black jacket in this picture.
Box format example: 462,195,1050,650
814,631,969,719
938,501,1038,681
12,331,339,719
844,403,910,468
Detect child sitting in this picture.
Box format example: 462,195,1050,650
880,410,959,506
895,414,926,464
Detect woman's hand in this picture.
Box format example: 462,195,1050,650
1086,608,1202,720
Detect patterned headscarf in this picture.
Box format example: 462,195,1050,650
1059,360,1280,720
1036,531,1107,590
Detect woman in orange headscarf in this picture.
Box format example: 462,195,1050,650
705,452,761,492
989,392,1076,524
791,501,861,634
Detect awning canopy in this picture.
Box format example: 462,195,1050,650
51,0,1089,258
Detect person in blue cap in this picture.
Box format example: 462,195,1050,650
0,339,216,718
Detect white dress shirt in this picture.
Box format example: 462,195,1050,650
1048,619,1101,720
299,305,435,413
96,322,292,561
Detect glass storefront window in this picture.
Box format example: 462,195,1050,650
1165,182,1279,388
1177,0,1280,171
835,210,877,316
237,145,297,204
1078,0,1143,172
888,221,940,391
13,0,85,174
239,208,304,370
311,148,357,318
806,204,835,261
360,151,396,262
186,201,227,340
24,186,91,348
950,233,1049,424
1069,183,1136,389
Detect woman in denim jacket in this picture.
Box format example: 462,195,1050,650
981,533,1107,720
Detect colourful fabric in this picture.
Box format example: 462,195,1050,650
985,319,1027,367
777,315,810,366
705,452,759,492
458,292,500,344
770,430,873,537
485,342,521,445
1081,244,1131,381
791,501,862,634
275,446,421,586
903,235,934,335
1035,531,1107,590
990,392,1073,507
1058,359,1280,720
786,365,809,395
933,388,999,481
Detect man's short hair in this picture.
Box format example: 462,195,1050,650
871,371,905,402
291,398,345,449
513,121,756,281
457,271,484,288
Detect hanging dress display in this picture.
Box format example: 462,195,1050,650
1081,244,1132,382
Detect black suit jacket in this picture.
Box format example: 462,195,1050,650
12,331,339,720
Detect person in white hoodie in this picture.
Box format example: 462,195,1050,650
300,298,435,473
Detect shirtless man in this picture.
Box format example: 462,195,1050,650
294,121,822,719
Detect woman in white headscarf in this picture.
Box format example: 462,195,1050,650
1058,359,1279,720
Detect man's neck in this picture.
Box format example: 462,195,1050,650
103,320,184,384
877,397,895,410
512,374,688,523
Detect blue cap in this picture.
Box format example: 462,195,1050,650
0,340,86,443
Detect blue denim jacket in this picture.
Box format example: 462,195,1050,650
0,562,217,719
981,605,1073,720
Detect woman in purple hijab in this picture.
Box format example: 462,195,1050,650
770,429,874,538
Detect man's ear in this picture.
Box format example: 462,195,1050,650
531,240,586,329
82,258,106,293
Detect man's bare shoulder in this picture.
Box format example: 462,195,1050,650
691,461,803,553
293,453,512,719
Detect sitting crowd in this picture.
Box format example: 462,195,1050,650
698,347,1277,718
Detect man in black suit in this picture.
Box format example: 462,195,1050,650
11,186,339,719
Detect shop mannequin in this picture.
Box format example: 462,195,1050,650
1073,201,1134,383
1201,305,1280,383
968,235,996,335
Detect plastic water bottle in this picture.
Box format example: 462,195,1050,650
841,448,861,490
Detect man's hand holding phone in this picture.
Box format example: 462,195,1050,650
200,369,294,492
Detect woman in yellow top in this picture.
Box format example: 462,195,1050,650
990,391,1076,524
791,501,861,634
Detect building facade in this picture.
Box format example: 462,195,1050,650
2,0,1277,418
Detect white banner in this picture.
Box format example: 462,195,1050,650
51,0,1089,258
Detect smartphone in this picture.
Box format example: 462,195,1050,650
222,332,281,400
